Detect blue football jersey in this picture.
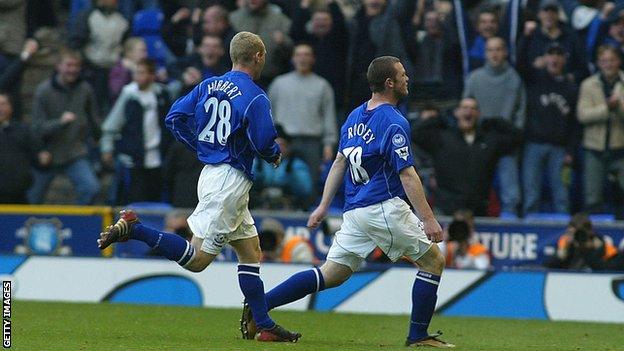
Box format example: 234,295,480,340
339,102,414,211
165,71,280,180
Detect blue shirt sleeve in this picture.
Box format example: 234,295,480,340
381,118,414,173
245,94,280,162
165,84,200,152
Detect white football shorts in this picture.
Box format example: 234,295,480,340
187,163,257,255
327,197,433,271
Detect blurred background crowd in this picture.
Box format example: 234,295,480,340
5,0,624,223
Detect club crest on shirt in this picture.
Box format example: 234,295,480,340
394,146,409,161
392,134,406,147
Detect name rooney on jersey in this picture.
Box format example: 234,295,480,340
206,79,244,100
347,123,376,144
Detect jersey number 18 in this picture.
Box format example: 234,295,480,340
343,146,370,184
199,97,232,145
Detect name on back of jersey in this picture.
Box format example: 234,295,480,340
347,123,376,144
206,79,243,100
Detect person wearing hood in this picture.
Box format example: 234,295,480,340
463,36,525,217
28,48,101,205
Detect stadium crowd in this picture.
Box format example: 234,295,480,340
4,0,624,223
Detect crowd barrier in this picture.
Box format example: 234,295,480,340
1,205,623,269
2,255,622,323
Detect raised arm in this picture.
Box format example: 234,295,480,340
307,152,347,228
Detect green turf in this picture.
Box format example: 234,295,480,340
11,301,624,351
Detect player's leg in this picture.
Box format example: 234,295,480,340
407,244,449,346
264,211,370,311
264,259,353,311
97,210,210,270
367,198,453,347
230,235,301,342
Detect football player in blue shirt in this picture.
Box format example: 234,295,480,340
97,31,301,342
241,56,455,348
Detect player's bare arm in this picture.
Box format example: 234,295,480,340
399,167,443,243
307,152,346,228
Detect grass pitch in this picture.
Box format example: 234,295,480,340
12,301,624,351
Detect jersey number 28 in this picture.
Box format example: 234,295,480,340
343,146,370,184
199,97,231,145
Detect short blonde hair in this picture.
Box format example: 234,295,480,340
123,37,145,55
230,31,265,66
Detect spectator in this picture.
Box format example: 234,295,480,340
517,0,589,84
0,0,26,57
163,5,194,58
70,0,130,113
192,4,237,64
411,104,439,200
523,44,578,215
258,217,285,262
100,59,172,204
0,38,39,119
463,37,525,217
577,45,624,214
28,48,101,205
163,142,204,209
290,0,349,112
258,218,316,263
268,43,337,187
0,93,45,204
443,209,491,270
546,212,619,270
230,0,293,86
170,34,227,96
251,125,313,210
108,37,148,103
346,0,413,110
585,2,621,64
469,7,501,70
412,97,522,216
411,9,463,109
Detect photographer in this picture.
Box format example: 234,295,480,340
547,213,619,270
443,209,491,270
258,218,316,264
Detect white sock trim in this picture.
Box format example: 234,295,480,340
237,271,260,277
312,268,321,292
415,275,439,286
177,242,192,264
238,263,261,268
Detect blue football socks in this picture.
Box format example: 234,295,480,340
265,267,325,310
407,270,441,342
131,224,194,266
238,264,275,330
